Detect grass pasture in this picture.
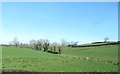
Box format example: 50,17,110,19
2,45,118,72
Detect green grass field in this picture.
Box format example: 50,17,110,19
1,45,118,72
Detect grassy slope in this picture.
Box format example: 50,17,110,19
2,45,118,72
64,45,118,62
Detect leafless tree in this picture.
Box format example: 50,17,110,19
42,39,50,52
29,39,36,49
104,37,109,42
37,39,44,51
13,37,19,47
61,39,68,47
51,42,59,52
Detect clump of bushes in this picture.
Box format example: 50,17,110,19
29,39,64,54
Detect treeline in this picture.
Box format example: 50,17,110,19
28,39,64,54
3,38,68,55
73,41,120,47
1,36,119,52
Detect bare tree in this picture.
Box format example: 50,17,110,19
73,41,78,47
51,42,59,52
104,37,109,42
13,37,19,47
61,39,68,47
39,39,44,45
60,39,68,54
43,39,50,52
9,41,13,46
68,41,78,47
37,39,44,51
57,43,63,54
43,39,50,44
29,39,36,49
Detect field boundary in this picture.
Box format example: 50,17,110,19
60,54,119,66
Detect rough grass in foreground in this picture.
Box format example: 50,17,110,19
2,45,118,72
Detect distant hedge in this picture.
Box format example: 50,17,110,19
75,42,120,47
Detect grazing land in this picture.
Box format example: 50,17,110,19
1,45,118,72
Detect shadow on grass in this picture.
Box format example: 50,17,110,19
47,50,59,54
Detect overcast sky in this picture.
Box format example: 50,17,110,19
1,2,118,44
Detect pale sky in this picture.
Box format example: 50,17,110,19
1,2,118,44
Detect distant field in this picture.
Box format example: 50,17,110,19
1,45,118,72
